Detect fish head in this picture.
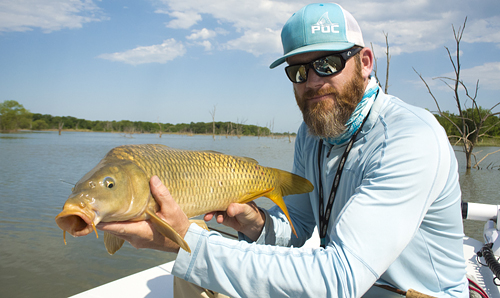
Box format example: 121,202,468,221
55,159,151,238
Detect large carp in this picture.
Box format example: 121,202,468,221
55,144,313,254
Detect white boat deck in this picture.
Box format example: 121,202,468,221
71,261,175,298
71,229,320,298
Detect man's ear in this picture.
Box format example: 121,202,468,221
360,48,374,80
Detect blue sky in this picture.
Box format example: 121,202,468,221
1,0,499,133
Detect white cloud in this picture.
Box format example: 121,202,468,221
1,0,498,58
153,0,302,56
345,0,500,54
0,0,107,33
225,28,282,56
98,39,186,65
186,28,217,40
185,29,218,51
151,0,500,57
417,62,500,92
463,16,500,44
198,40,212,51
458,62,500,91
160,10,202,29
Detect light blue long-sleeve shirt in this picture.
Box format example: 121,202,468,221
172,90,468,297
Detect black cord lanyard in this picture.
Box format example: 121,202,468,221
317,110,371,248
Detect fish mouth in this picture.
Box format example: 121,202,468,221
55,207,98,242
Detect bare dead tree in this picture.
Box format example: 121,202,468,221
370,32,391,92
58,121,64,135
383,32,390,94
209,105,216,140
414,17,500,170
157,119,163,138
473,149,500,169
236,117,247,138
267,118,275,139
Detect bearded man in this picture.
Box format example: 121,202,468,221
99,3,469,297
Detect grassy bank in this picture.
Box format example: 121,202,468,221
450,137,500,147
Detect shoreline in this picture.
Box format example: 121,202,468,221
3,129,295,139
2,130,499,146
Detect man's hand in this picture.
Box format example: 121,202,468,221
97,175,190,253
204,201,265,242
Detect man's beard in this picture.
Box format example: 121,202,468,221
295,66,365,139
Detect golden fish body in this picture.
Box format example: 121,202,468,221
55,144,314,254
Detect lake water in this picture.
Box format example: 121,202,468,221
1,131,499,297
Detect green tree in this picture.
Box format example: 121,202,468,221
32,119,49,130
0,100,32,131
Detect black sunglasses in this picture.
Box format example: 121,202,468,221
285,47,362,83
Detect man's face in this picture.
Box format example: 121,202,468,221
289,51,366,139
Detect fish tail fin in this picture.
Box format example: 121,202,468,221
146,209,191,253
104,232,125,255
269,169,314,238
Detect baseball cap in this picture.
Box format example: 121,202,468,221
270,3,365,69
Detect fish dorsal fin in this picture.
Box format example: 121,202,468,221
104,232,125,255
234,156,259,164
200,150,223,154
146,209,191,253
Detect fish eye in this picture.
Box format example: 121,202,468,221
103,177,115,189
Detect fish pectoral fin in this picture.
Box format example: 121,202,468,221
238,188,274,204
146,209,191,253
189,219,209,231
266,193,298,238
104,232,125,255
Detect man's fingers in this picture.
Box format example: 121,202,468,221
204,212,215,222
150,176,172,206
227,202,257,217
216,212,226,224
97,221,149,235
226,203,244,217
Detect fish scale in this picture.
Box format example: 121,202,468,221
55,144,314,254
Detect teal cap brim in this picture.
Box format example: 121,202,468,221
269,41,355,69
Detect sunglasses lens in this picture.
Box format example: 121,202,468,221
286,65,308,83
314,56,343,76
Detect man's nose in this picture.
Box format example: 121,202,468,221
305,68,324,89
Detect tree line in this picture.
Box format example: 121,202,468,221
434,108,500,143
2,100,499,140
0,100,282,137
